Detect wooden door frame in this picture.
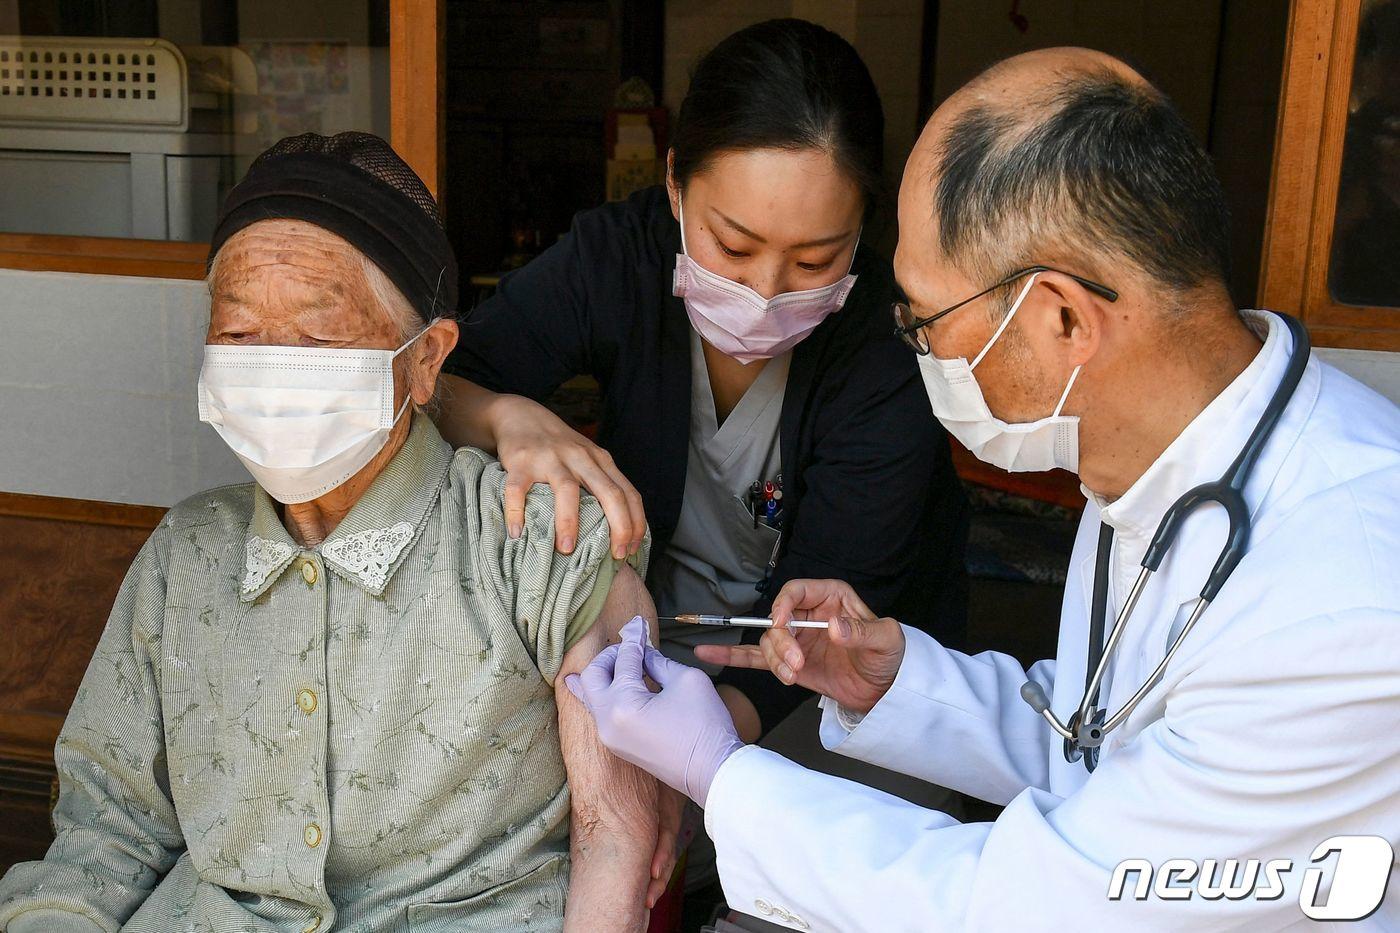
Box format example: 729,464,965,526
391,0,445,201
1259,0,1397,350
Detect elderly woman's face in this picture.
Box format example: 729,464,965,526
199,221,458,517
207,219,405,350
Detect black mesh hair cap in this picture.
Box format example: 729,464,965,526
208,131,458,322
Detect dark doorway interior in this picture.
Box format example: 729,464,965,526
443,0,660,284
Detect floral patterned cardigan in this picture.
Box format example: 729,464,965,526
0,414,645,933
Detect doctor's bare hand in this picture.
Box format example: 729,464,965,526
694,579,905,715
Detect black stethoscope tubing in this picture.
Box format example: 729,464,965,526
1021,313,1312,772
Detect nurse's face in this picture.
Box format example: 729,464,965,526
667,147,864,300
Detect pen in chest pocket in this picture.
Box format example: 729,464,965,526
747,473,784,529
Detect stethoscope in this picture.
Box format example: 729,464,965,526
1020,313,1311,772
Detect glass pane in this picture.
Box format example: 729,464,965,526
0,1,389,242
1328,0,1400,308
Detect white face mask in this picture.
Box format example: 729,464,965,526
198,325,432,503
915,273,1083,473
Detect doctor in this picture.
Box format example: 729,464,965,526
568,48,1400,930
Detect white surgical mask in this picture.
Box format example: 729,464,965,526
672,195,858,364
198,324,432,503
916,273,1082,473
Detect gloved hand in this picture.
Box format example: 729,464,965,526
566,616,745,808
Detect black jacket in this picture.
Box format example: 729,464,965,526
447,187,968,729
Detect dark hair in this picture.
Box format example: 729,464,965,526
935,66,1231,297
672,19,885,217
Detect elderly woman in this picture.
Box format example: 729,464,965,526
0,134,666,933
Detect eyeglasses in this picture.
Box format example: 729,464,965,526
892,265,1119,355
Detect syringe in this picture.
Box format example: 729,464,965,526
660,614,829,630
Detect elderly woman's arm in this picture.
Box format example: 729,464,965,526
479,460,674,929
556,564,665,932
0,527,184,932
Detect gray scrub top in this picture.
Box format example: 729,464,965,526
650,330,787,669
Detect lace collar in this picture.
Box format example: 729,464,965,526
239,413,454,600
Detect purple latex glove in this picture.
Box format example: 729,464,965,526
566,616,745,807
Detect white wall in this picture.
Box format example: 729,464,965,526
0,268,246,507
1317,348,1400,406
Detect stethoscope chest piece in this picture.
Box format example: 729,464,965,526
1064,708,1107,771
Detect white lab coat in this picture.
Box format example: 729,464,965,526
704,311,1400,932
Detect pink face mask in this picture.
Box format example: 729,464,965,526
672,196,858,364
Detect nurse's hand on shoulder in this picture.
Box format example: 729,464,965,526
695,579,906,715
490,393,646,560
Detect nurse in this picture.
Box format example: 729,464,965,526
569,48,1400,930
437,18,968,741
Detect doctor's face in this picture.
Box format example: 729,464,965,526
667,146,864,301
893,154,1061,426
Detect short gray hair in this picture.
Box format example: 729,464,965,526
933,66,1231,316
357,252,420,341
